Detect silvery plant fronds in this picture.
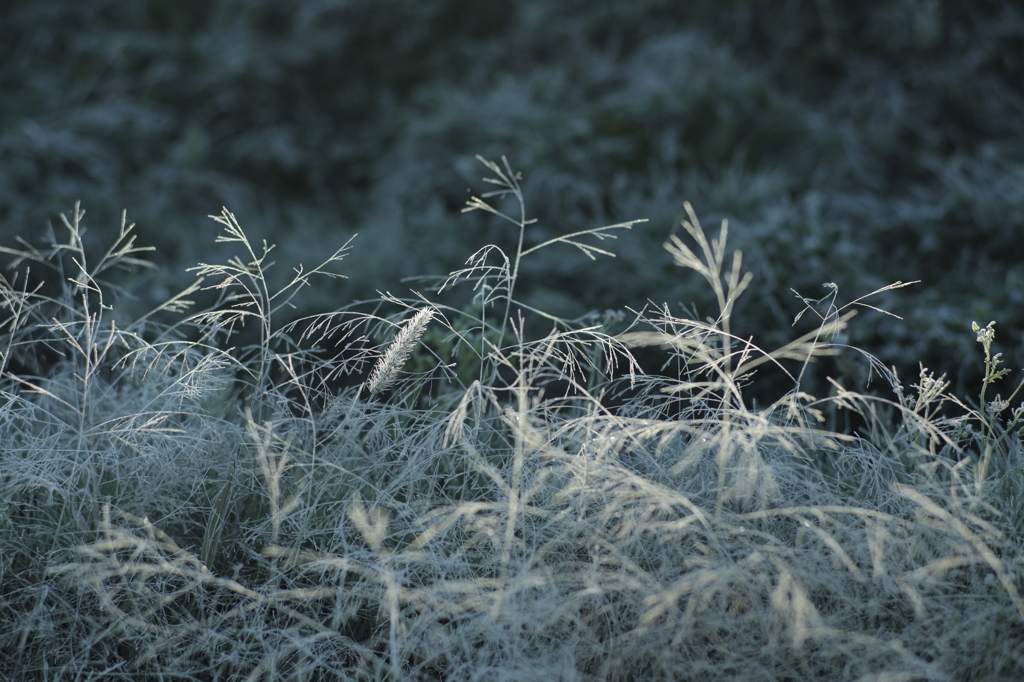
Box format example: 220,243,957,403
365,307,436,396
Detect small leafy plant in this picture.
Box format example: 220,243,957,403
964,321,1024,491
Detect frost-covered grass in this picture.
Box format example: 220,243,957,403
2,158,1023,681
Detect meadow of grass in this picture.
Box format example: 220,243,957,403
5,0,1023,402
1,157,1023,681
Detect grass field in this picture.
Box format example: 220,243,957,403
2,157,1023,680
5,0,1023,405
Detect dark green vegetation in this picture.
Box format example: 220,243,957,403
2,0,1023,399
2,0,1024,679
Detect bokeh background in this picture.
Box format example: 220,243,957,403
2,0,1022,402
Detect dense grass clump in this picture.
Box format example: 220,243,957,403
2,158,1023,681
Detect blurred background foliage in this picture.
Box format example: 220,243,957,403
2,0,1023,403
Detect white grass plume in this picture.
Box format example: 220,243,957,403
365,307,435,396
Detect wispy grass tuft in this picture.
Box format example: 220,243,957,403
2,158,1022,681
